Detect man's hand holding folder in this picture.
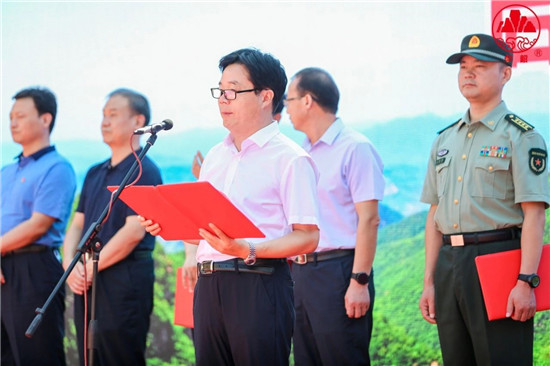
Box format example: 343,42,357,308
475,245,550,321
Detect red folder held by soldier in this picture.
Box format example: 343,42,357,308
475,244,550,321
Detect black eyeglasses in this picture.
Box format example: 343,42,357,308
283,94,318,106
283,95,303,106
211,88,258,100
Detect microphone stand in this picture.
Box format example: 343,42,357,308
25,132,159,365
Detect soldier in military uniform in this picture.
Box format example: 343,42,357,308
419,33,549,366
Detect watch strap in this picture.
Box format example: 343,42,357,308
244,241,256,265
517,273,540,288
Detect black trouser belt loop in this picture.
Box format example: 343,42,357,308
442,227,521,246
3,244,53,257
197,258,285,276
293,249,355,265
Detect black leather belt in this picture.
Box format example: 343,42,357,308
442,227,521,246
3,244,54,257
292,249,354,265
197,258,286,276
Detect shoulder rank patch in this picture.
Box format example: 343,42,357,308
437,119,460,135
529,148,547,175
505,114,534,132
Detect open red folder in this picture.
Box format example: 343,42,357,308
107,182,265,241
475,244,550,321
174,267,194,328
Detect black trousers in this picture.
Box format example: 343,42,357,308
73,254,154,366
292,254,375,366
1,249,66,366
435,238,533,366
193,260,294,366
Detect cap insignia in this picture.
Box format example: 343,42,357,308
469,35,480,48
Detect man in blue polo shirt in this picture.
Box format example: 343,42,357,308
1,87,76,365
63,88,162,366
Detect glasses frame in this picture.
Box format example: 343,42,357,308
283,94,319,106
211,88,258,100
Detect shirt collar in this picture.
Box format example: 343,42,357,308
102,148,144,171
224,122,280,150
318,118,343,145
459,101,508,131
303,118,343,149
17,145,55,163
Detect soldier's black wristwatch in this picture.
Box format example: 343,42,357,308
517,273,540,288
351,272,369,285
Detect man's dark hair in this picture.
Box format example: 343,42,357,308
108,88,151,125
219,48,287,115
273,97,284,116
294,67,340,114
12,87,57,133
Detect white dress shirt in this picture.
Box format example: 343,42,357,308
196,122,320,262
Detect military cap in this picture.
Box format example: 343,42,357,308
446,33,513,66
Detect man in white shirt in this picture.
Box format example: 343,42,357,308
286,67,385,366
142,48,320,366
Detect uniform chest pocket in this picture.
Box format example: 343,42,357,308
471,157,511,199
436,157,451,197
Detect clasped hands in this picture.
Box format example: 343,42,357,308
66,259,94,295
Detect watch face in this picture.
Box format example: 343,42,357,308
354,272,369,285
531,275,540,288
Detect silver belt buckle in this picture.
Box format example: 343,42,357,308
450,235,465,247
200,260,214,274
294,254,307,264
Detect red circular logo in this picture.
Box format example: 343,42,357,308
492,4,540,53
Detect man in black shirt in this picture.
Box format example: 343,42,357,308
63,88,162,366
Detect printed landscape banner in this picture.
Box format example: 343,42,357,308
1,1,549,365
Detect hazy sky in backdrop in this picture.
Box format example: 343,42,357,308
2,1,549,152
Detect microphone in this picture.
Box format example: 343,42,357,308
133,119,174,135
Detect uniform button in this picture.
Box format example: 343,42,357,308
458,176,462,182
453,224,458,229
462,154,467,160
467,132,473,138
454,199,459,205
488,166,494,171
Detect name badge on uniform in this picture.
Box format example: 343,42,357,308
436,149,448,166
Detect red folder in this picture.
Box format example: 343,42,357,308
174,267,194,328
107,182,265,241
475,244,550,321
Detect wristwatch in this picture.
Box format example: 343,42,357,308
517,273,540,288
351,272,369,285
244,241,256,265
